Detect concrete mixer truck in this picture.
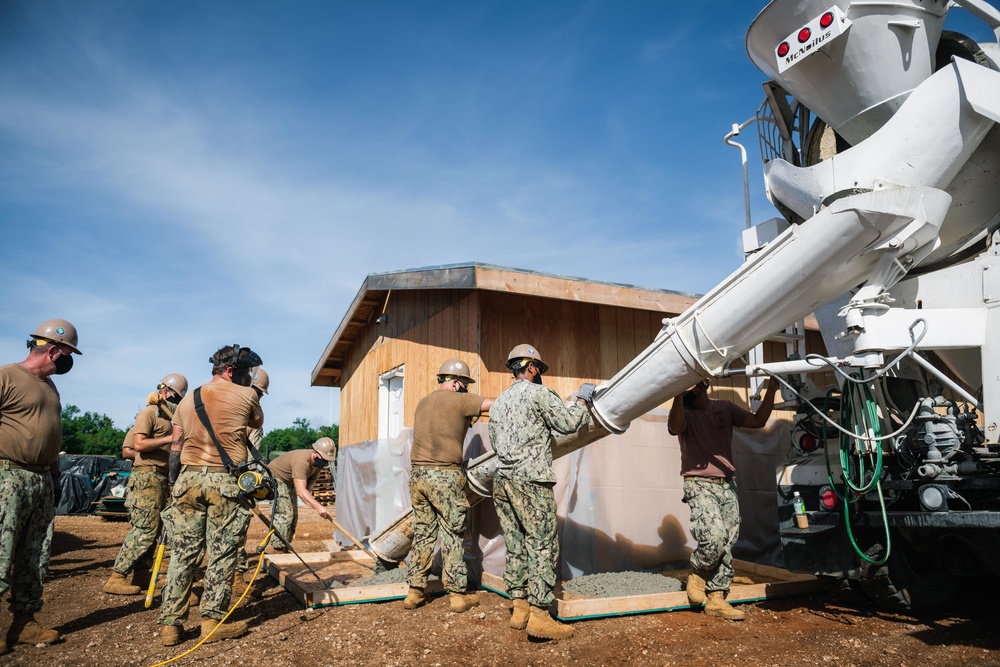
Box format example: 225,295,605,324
371,0,1000,612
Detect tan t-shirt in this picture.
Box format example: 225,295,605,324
173,380,262,467
268,447,322,488
0,363,62,466
410,390,485,469
124,404,173,468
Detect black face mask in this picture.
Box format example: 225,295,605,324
312,456,326,468
682,391,696,407
53,353,74,375
532,373,543,385
456,383,468,393
233,369,253,387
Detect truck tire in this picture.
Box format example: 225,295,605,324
857,538,959,613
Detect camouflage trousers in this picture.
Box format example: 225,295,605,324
270,478,298,549
493,477,558,607
0,469,55,613
408,468,470,593
113,470,168,576
683,477,741,592
158,471,251,625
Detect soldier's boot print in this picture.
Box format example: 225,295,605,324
686,569,708,606
200,618,247,643
104,571,142,595
526,606,573,640
510,598,530,630
7,614,59,645
403,586,427,609
449,592,479,613
161,624,184,646
704,591,745,621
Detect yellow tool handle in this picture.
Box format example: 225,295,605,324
144,542,167,609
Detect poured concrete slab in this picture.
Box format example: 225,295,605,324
264,551,441,609
480,560,820,621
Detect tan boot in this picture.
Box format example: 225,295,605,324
160,625,184,647
449,592,479,613
0,638,8,655
526,605,573,640
6,614,59,645
704,590,745,621
104,571,142,595
402,586,426,610
686,569,707,606
199,618,248,643
509,598,530,630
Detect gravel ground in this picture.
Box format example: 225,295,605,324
3,508,999,666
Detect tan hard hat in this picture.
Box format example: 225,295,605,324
158,373,188,398
507,343,548,374
252,368,270,394
313,437,336,461
437,358,474,383
30,318,82,355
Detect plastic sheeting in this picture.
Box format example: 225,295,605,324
334,410,794,582
54,455,131,515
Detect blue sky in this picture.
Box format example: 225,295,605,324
1,1,994,434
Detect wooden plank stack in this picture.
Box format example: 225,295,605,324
311,466,335,506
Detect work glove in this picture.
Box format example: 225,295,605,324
318,509,330,521
577,383,596,403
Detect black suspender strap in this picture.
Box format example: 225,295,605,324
192,387,236,473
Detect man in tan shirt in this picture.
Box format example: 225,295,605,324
403,358,493,614
104,373,188,596
158,345,263,647
265,438,336,550
0,319,82,654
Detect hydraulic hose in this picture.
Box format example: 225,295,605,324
148,530,275,667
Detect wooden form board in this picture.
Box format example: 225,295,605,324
264,551,441,609
480,561,820,621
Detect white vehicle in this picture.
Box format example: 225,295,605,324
582,0,1000,611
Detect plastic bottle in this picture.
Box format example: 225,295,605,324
792,491,809,529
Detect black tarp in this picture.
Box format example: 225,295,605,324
55,455,132,515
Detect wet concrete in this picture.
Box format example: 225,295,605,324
562,571,683,598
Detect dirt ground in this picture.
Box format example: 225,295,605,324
3,507,999,667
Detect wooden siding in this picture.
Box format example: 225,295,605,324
338,287,831,446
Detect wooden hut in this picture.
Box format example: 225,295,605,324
311,262,825,446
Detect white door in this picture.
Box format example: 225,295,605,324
378,366,405,440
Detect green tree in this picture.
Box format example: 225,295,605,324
61,404,127,456
260,418,338,458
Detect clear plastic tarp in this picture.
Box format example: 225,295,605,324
334,410,793,581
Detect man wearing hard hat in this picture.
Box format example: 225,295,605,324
158,344,263,647
489,344,593,641
0,319,83,654
265,437,337,550
403,358,493,615
104,373,188,596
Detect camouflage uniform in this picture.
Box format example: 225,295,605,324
683,477,740,591
489,380,591,607
158,471,251,626
0,470,55,614
269,477,297,548
112,470,169,575
407,468,470,592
